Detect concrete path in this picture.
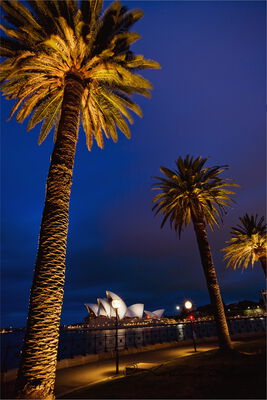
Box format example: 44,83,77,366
1,341,219,399
55,342,218,398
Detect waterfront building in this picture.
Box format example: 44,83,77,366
84,291,165,327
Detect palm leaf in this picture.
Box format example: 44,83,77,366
27,90,62,131
153,156,238,235
38,96,62,144
1,0,160,148
222,214,267,271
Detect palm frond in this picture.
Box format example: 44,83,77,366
38,96,62,144
222,214,267,270
152,155,238,236
27,90,63,131
1,0,160,148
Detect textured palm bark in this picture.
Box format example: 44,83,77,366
259,255,267,278
15,72,84,399
191,212,233,351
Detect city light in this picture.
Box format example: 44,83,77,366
111,299,121,310
184,300,193,310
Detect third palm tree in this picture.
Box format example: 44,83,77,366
222,214,267,278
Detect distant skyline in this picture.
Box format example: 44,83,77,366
1,0,266,327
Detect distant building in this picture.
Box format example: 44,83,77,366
84,291,165,323
196,299,265,319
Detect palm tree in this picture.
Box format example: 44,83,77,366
152,155,238,351
222,214,267,278
0,1,160,398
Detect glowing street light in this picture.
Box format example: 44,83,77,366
184,299,197,352
112,299,121,310
111,299,121,374
184,300,193,310
176,305,180,310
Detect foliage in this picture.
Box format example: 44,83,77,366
152,155,238,351
152,155,238,235
0,2,160,397
0,0,160,149
222,214,267,270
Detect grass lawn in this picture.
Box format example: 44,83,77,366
61,337,266,399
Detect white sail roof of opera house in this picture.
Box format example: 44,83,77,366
97,298,116,318
84,303,99,316
125,304,144,319
144,309,165,318
85,291,164,320
144,310,154,318
152,309,165,318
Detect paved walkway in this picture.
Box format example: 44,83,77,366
55,342,218,398
2,334,265,399
1,341,219,399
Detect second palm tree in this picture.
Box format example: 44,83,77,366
152,155,238,351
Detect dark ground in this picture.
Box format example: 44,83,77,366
60,337,266,399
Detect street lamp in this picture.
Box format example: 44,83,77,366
176,305,180,320
184,300,197,352
111,299,121,374
184,300,192,310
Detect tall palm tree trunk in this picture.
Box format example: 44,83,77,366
259,256,267,278
15,72,84,399
191,213,233,351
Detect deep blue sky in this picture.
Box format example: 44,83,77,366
1,1,266,327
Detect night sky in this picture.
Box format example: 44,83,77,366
1,1,266,327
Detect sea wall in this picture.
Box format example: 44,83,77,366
1,316,265,375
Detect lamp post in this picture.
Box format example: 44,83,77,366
176,305,180,321
184,300,197,352
111,299,120,374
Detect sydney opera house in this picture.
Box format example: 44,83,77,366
84,291,165,327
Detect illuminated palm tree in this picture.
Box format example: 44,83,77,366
152,155,238,351
1,1,160,398
222,214,267,278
